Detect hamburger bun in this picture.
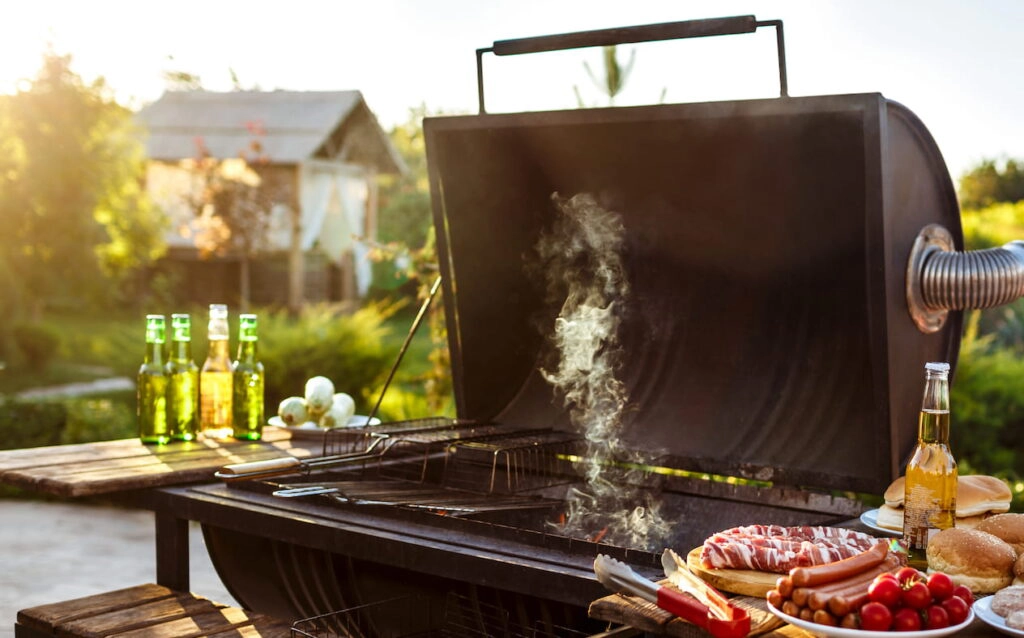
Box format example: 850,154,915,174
927,527,1016,594
882,475,1011,515
874,505,987,532
1015,554,1024,586
976,513,1024,556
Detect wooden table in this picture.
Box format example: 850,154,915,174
0,427,323,592
0,427,317,498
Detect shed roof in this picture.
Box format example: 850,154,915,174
138,90,404,174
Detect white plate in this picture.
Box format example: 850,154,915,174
859,509,901,536
267,415,381,437
767,600,974,638
975,595,1024,637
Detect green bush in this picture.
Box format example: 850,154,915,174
260,303,395,418
0,399,67,450
12,322,61,372
61,394,136,443
951,313,1024,510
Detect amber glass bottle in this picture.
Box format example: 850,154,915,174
903,362,957,568
199,304,233,438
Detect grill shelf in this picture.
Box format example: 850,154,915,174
290,593,589,638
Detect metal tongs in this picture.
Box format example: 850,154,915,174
214,433,390,481
594,554,750,638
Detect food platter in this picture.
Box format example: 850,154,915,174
267,415,382,439
859,509,901,536
767,601,974,638
685,547,779,597
975,595,1024,637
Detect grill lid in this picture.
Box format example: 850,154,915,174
425,93,961,496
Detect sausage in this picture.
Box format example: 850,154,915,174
805,555,900,611
840,613,859,629
767,589,784,609
792,587,811,607
799,607,815,622
828,588,872,617
782,600,803,618
776,576,794,599
813,609,838,626
789,540,889,587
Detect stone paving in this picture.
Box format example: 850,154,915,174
0,499,236,638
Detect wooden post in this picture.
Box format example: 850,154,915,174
155,511,190,592
287,167,304,315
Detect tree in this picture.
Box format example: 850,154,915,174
376,105,432,250
187,131,281,312
0,51,166,317
959,158,1024,210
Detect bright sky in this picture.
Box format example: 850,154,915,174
2,0,1022,179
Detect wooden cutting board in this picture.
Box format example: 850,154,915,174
686,547,781,598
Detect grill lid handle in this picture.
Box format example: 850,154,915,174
476,16,788,112
491,16,757,56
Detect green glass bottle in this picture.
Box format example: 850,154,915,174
232,314,265,440
165,314,199,441
138,315,169,444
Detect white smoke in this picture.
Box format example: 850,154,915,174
537,192,670,551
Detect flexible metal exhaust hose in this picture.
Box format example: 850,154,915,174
921,241,1024,310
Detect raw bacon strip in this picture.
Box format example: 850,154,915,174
699,525,879,573
713,525,875,548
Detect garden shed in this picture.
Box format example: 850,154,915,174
138,89,405,309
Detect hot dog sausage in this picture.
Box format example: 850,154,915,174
805,555,900,611
789,540,889,587
776,576,794,599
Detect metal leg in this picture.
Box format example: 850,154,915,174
155,510,189,591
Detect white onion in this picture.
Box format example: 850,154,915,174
277,396,308,426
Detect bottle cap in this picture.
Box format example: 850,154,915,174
171,314,191,342
925,362,950,373
145,315,166,344
209,304,228,319
239,314,258,342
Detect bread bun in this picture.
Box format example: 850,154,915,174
882,474,1011,516
976,513,1024,556
928,528,1016,594
875,506,988,532
876,504,903,531
958,475,1013,516
1016,553,1024,579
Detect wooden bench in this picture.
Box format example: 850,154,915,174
16,584,293,638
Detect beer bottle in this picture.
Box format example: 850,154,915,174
903,361,957,568
199,304,233,438
138,315,169,444
232,314,265,440
165,313,199,441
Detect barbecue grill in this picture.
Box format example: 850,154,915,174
208,16,1024,636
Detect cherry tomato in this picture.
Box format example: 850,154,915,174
941,595,970,625
926,572,954,600
859,602,893,631
892,607,923,632
896,566,923,585
902,581,932,609
924,604,950,630
952,585,975,606
868,576,902,608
